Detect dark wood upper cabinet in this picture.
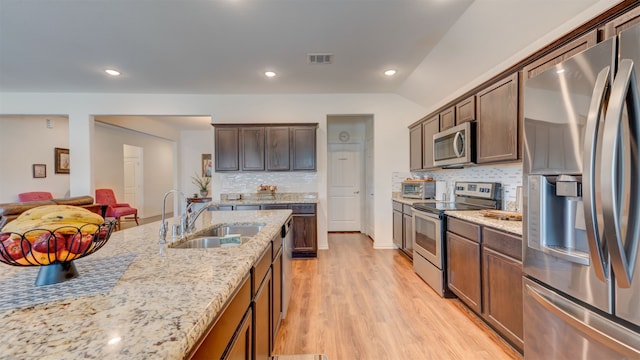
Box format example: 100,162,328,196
523,30,597,81
241,127,265,171
455,96,476,125
266,127,290,171
214,124,316,172
215,127,240,172
422,115,439,170
439,106,455,131
291,126,316,171
476,72,519,164
409,124,423,171
600,6,640,40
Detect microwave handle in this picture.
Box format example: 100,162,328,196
453,131,463,158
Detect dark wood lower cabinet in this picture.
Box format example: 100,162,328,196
481,227,524,353
224,308,252,360
446,231,482,314
191,276,251,360
482,247,523,352
291,204,317,258
253,268,272,360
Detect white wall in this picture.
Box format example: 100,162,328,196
0,116,71,202
0,92,426,251
94,122,175,218
181,129,215,199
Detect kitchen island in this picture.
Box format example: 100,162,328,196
0,209,291,359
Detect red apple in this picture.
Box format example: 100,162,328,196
0,237,30,262
0,232,11,242
32,232,66,254
66,232,93,254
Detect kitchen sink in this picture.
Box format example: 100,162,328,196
169,223,265,249
171,236,250,249
199,223,265,237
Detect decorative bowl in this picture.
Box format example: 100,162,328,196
0,220,117,285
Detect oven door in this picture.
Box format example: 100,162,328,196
412,209,442,269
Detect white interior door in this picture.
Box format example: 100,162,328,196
328,143,361,231
123,144,143,218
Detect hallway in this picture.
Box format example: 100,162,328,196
273,233,521,359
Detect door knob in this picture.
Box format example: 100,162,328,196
354,191,360,194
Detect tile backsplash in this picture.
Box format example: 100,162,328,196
215,172,318,193
393,163,523,209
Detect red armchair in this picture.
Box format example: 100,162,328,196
18,192,54,202
95,188,139,230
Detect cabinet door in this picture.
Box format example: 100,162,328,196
393,210,403,249
215,128,240,171
455,96,476,125
253,269,272,360
476,72,519,164
409,124,423,171
422,115,439,169
223,308,252,360
523,31,597,80
291,214,317,256
241,127,265,171
291,127,317,171
447,231,482,314
601,6,640,41
403,213,413,258
266,127,290,171
482,247,524,352
439,106,455,131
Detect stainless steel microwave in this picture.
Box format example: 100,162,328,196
433,121,476,167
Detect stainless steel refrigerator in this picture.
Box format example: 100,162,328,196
523,23,640,359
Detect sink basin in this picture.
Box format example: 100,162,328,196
169,223,264,249
171,236,250,249
199,223,265,237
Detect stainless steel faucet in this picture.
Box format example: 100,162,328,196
159,189,186,245
185,201,218,233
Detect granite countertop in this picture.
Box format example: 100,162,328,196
219,192,318,206
445,210,523,236
0,209,292,359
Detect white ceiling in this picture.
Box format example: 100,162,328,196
0,0,620,112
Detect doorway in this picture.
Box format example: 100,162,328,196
123,144,144,218
327,115,374,238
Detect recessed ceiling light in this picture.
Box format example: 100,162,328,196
265,71,277,78
384,69,397,76
556,69,565,74
105,69,121,76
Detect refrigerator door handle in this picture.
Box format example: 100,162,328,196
583,66,611,282
526,282,640,358
601,59,640,288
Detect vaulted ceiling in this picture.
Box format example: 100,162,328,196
0,0,615,111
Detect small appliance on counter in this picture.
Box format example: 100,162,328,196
401,180,446,200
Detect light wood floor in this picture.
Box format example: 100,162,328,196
273,233,522,360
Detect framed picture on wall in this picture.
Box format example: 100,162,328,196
33,164,46,178
55,147,70,174
202,153,212,177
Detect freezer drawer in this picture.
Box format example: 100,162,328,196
523,278,640,360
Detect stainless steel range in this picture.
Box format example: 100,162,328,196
412,181,502,297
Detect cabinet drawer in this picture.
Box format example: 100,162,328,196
290,203,316,214
447,217,480,243
392,201,403,212
402,204,413,214
252,245,272,297
262,204,289,210
482,227,522,261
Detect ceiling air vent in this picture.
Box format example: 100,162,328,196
308,53,333,65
